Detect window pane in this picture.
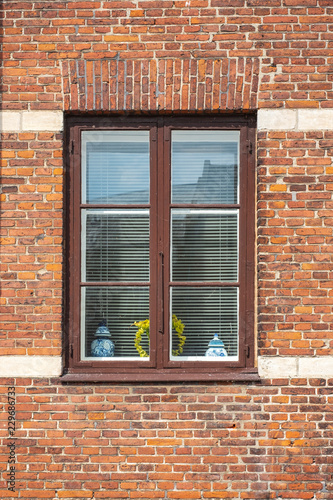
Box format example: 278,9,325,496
171,131,239,204
171,287,238,359
82,287,149,358
82,209,149,282
82,131,150,204
171,210,238,282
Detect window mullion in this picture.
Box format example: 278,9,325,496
149,124,159,368
157,121,171,369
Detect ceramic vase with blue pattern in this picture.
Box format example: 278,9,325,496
91,320,115,357
205,334,228,357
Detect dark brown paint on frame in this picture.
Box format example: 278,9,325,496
64,114,257,382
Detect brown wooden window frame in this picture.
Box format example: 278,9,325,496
63,114,258,382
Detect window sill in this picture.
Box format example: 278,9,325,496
61,368,260,383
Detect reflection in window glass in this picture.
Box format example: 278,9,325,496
82,131,150,204
171,131,239,204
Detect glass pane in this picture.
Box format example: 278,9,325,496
82,209,149,282
82,131,150,204
82,287,149,358
171,210,238,282
171,287,238,359
171,131,239,204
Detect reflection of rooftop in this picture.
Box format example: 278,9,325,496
190,161,237,204
88,188,150,204
88,161,237,204
88,184,199,204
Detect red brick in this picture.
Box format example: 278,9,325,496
1,4,333,500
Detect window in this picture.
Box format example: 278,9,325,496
64,115,257,381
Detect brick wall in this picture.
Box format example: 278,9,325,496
1,378,333,499
2,1,333,112
258,127,333,358
1,1,333,498
1,131,63,357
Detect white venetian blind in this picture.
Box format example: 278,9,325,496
82,131,150,204
171,210,238,283
171,131,239,205
82,210,150,283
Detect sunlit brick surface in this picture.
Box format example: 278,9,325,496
1,1,333,498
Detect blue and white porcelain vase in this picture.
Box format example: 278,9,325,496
205,334,227,357
91,320,115,357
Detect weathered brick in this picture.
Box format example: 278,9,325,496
1,3,333,500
